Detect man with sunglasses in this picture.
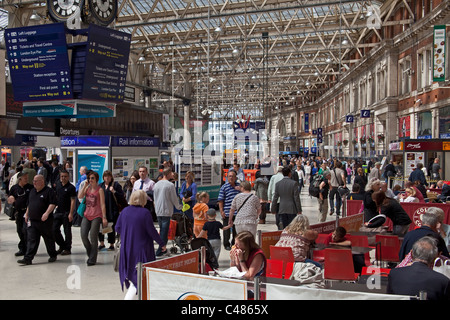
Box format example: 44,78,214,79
7,172,33,257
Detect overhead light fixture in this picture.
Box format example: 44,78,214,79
232,48,239,54
138,56,145,61
215,27,222,32
30,10,41,21
326,58,332,63
314,71,319,76
342,39,348,45
305,81,310,86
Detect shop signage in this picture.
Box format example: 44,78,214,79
404,140,442,151
346,115,354,122
110,136,160,147
443,141,450,151
389,141,403,151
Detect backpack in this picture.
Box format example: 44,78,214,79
309,174,323,198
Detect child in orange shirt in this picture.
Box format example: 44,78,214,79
193,192,209,237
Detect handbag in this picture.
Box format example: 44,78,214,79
113,235,120,272
77,197,86,218
433,257,450,279
4,202,14,218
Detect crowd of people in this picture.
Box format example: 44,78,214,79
1,154,450,300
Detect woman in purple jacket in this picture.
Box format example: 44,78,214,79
115,190,166,300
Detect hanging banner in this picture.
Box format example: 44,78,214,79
433,25,446,82
304,113,309,133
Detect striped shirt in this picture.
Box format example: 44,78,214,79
218,182,240,217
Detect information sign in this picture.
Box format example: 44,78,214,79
5,23,73,102
81,24,131,103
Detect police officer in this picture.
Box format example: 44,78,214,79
17,175,58,265
53,169,76,255
7,172,33,257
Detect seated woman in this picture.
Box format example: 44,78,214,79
399,187,419,203
275,215,320,267
367,191,412,237
230,231,266,280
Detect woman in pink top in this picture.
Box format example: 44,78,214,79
78,171,107,266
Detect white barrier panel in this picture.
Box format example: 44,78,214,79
265,283,411,300
146,267,248,300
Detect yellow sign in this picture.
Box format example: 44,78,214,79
443,142,450,151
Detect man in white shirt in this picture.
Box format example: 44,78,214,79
153,168,182,256
133,166,156,220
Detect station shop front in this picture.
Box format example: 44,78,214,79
389,139,450,181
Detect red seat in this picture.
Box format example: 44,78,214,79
324,248,359,281
270,246,295,278
311,234,328,262
266,259,283,278
315,233,329,244
348,234,371,267
375,235,400,265
284,262,294,279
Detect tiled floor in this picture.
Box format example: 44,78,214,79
0,186,338,300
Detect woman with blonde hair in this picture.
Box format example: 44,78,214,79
192,192,209,237
399,187,419,203
228,180,261,237
275,215,319,265
115,190,165,300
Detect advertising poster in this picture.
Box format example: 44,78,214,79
433,25,446,82
112,157,158,182
399,116,410,138
77,149,109,183
405,152,424,177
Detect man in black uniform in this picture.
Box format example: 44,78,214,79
7,172,33,257
53,169,76,255
18,174,58,265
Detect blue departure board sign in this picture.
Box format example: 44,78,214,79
5,23,73,102
81,24,131,103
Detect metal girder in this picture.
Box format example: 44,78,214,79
0,0,413,119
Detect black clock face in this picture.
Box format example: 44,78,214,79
47,0,83,21
88,0,117,26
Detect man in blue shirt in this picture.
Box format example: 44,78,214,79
218,169,240,250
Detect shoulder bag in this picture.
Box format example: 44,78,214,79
236,194,253,214
77,197,86,218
